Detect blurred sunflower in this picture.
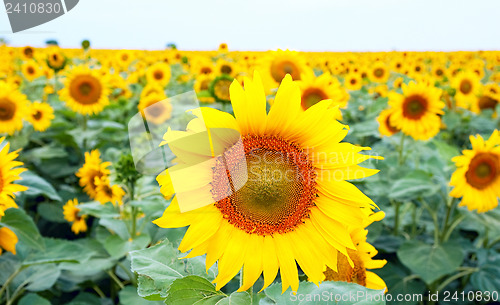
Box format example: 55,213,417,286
344,73,363,91
194,74,215,103
26,102,54,132
140,83,165,100
450,130,500,213
46,47,66,71
297,70,348,113
209,74,233,103
76,150,111,199
0,81,29,135
369,62,389,83
215,59,236,77
20,46,34,59
154,72,382,293
0,137,28,217
21,60,42,81
452,70,481,109
63,198,88,234
323,211,387,291
388,81,444,140
377,108,400,137
59,66,110,115
138,93,172,125
261,49,307,92
146,62,171,87
95,178,125,206
0,227,18,255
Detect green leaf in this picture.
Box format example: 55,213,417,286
99,218,131,240
77,201,121,218
397,240,464,285
164,275,226,305
18,171,62,201
262,281,385,305
216,292,251,305
119,285,163,305
37,203,65,223
432,140,459,167
0,208,45,251
14,263,61,291
104,234,151,258
389,170,439,200
23,238,96,266
18,293,52,305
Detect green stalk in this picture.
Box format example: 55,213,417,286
0,267,23,301
393,200,401,236
398,134,406,165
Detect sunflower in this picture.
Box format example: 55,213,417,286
0,137,28,217
452,70,481,109
21,46,34,59
76,150,111,199
218,43,228,53
369,62,389,83
297,70,348,110
470,84,500,114
138,93,172,125
194,74,215,103
95,178,125,206
377,108,400,137
140,83,165,100
323,211,386,291
115,50,134,71
59,66,110,115
209,74,234,103
21,60,42,81
215,59,236,77
0,227,18,255
63,198,88,234
26,102,54,132
450,130,500,213
0,81,29,135
260,49,308,92
388,81,444,141
344,73,363,91
46,47,66,71
146,62,171,87
154,72,382,292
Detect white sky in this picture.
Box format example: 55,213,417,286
1,0,499,51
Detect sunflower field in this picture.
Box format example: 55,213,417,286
1,44,500,305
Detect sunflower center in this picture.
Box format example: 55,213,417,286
27,67,35,75
145,101,165,118
436,69,444,76
373,68,384,78
213,135,316,235
70,75,103,105
478,95,498,110
460,80,472,94
220,65,232,74
154,71,164,80
213,79,232,101
201,67,212,74
466,153,499,189
200,79,210,91
301,88,328,110
33,110,42,121
350,78,357,85
271,60,301,82
402,94,428,120
385,115,399,133
0,98,16,121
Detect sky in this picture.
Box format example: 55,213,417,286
0,0,499,52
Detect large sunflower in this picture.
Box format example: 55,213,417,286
154,72,382,292
26,101,54,132
0,137,28,217
0,81,29,135
388,81,444,141
59,66,110,115
450,130,500,213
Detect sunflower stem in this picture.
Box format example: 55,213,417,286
0,266,23,302
393,200,401,236
82,115,88,152
398,133,406,165
440,197,457,243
